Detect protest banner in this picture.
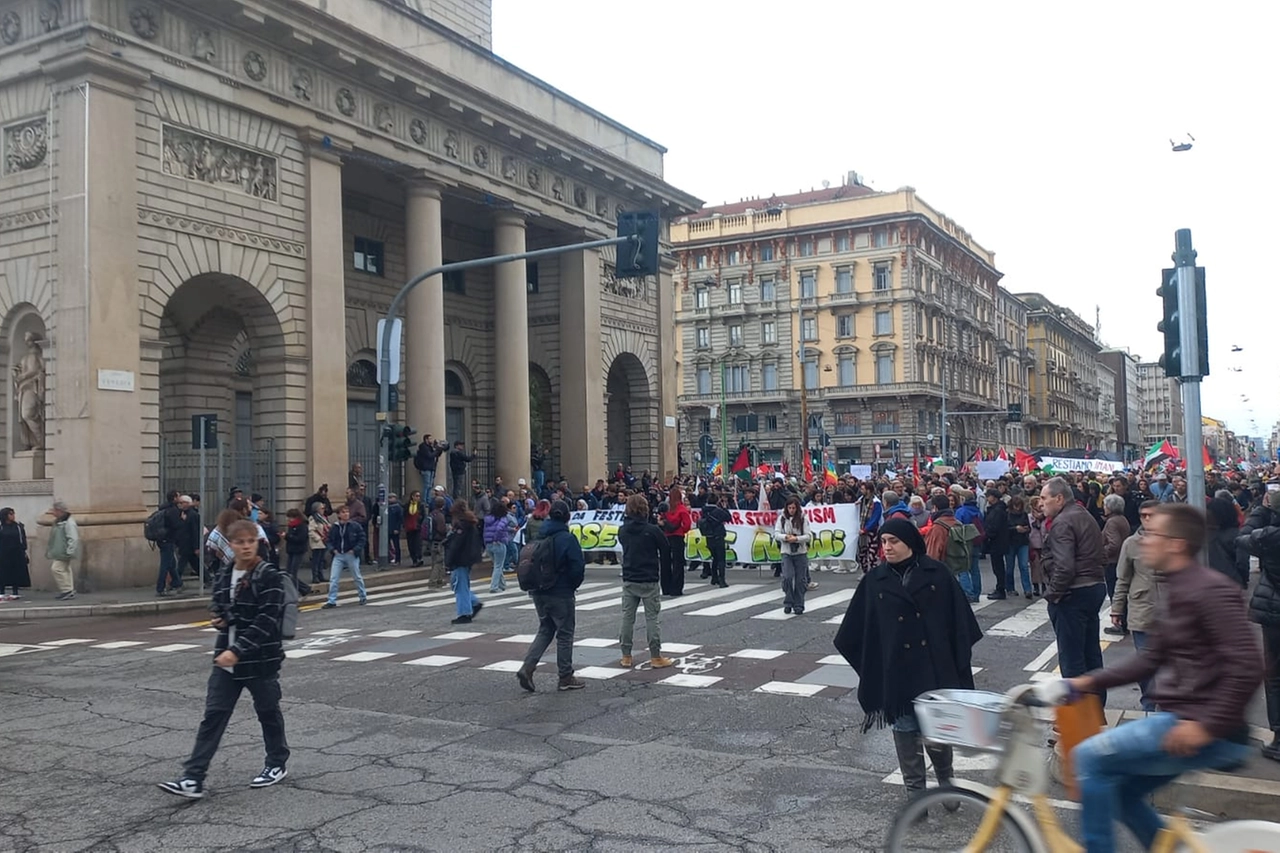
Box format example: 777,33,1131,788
566,504,862,565
1037,456,1125,474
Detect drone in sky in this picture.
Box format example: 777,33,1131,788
1171,133,1195,152
1231,344,1243,352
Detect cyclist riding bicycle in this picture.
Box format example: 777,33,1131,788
1065,503,1262,853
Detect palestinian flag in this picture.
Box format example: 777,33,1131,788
1014,449,1038,473
1144,440,1177,468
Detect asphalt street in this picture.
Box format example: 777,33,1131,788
0,564,1199,852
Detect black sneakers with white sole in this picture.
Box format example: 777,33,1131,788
158,778,205,800
249,766,288,788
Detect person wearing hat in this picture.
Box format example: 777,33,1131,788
46,500,81,600
1150,472,1174,503
834,517,982,803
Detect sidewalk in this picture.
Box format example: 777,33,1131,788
0,564,440,620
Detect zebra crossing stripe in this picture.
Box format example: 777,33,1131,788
753,589,853,621
686,589,783,617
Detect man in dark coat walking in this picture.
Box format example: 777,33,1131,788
834,518,983,800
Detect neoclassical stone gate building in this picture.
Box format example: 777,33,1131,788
0,0,698,588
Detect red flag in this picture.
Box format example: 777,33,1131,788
803,454,815,483
1202,445,1213,470
730,446,751,474
1014,449,1038,473
912,455,921,487
973,448,983,463
997,447,1009,462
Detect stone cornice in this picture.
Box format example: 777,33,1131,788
41,44,152,95
137,206,306,256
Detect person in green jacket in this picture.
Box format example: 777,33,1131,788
46,500,80,600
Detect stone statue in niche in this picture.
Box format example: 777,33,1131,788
191,29,215,63
40,1,62,33
162,126,278,202
551,177,565,201
443,131,460,159
501,155,516,180
291,68,312,101
13,332,45,452
374,103,394,132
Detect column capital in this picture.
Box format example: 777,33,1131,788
406,179,444,202
493,210,529,229
299,128,351,164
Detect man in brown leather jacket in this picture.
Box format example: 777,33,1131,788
1039,477,1107,696
1069,503,1261,852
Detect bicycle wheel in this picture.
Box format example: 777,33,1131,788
885,787,1036,853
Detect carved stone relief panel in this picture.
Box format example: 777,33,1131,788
373,103,394,133
443,130,459,159
3,119,48,175
40,1,62,33
1,10,20,45
130,5,158,39
526,166,540,191
501,155,516,179
242,50,267,82
596,196,609,217
573,185,587,208
409,118,427,145
291,67,313,101
551,177,564,201
335,88,356,117
161,125,278,202
191,28,215,63
472,144,489,170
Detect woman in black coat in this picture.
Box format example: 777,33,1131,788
834,518,983,800
0,507,31,600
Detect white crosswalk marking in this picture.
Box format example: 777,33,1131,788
409,581,611,610
754,588,853,620
686,589,782,617
1024,641,1058,672
987,598,1050,637
518,585,627,611
147,643,202,653
38,638,97,646
90,641,145,649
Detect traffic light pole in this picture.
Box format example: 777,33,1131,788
1173,228,1206,509
375,233,639,565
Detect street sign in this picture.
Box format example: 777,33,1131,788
190,414,218,450
376,318,402,385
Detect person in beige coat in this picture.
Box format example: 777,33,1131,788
1111,499,1160,710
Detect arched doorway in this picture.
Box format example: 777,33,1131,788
158,274,286,508
605,352,654,475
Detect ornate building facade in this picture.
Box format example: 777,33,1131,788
670,180,1023,471
0,0,698,588
1016,293,1103,451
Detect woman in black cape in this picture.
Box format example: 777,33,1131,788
834,518,983,799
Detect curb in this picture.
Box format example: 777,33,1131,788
0,565,439,620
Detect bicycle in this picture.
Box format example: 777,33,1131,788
884,684,1280,852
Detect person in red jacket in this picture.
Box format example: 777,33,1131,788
659,486,692,597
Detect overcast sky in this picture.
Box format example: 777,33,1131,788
493,0,1275,445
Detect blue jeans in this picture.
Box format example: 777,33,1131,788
1008,544,1031,593
534,469,546,493
157,541,182,594
450,567,481,617
505,540,519,573
487,542,508,591
326,552,366,605
1048,583,1107,702
1130,631,1156,711
1075,712,1251,853
958,553,982,601
420,469,436,494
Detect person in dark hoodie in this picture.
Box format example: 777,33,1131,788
516,500,587,693
615,494,674,669
282,508,311,596
983,488,1012,600
698,492,734,589
834,517,982,805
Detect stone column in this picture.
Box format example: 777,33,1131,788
405,181,445,490
301,129,350,497
493,212,530,486
559,249,605,488
655,260,678,479
42,49,151,588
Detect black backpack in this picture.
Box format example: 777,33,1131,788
516,533,561,592
144,508,168,543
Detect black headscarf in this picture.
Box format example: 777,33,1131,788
879,518,925,560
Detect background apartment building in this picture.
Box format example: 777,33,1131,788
1016,293,1103,451
670,177,1028,471
1137,362,1185,450
1099,349,1144,462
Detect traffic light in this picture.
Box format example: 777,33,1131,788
1007,403,1022,423
615,211,660,277
384,424,416,462
1157,267,1209,379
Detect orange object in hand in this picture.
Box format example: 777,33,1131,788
1055,694,1104,801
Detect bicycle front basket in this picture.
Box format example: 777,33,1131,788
914,689,1008,751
